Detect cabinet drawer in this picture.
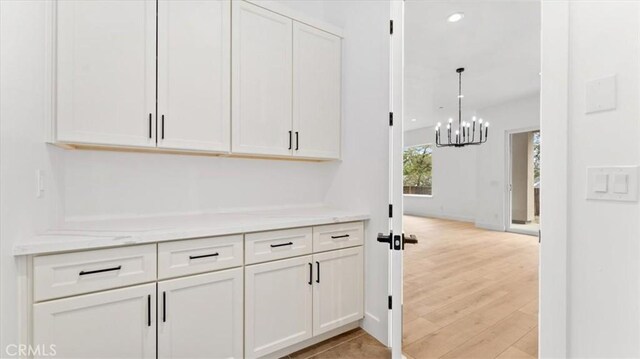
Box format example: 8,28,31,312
245,227,312,264
313,222,364,252
158,235,243,279
33,244,156,302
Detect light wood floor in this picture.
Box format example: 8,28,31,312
286,216,539,359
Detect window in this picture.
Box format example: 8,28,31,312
403,144,433,196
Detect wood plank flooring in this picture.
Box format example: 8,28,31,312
285,216,539,359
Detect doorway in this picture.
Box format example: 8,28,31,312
507,129,541,236
397,1,541,358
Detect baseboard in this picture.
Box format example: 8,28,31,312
475,222,506,232
403,212,475,223
266,320,362,358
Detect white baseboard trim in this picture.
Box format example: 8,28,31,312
403,212,475,223
268,321,362,358
475,222,505,231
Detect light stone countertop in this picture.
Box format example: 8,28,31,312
13,206,370,256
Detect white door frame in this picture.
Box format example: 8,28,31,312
392,0,570,357
539,0,569,357
504,126,540,236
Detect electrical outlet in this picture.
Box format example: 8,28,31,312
36,170,44,198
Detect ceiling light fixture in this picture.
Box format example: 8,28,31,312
447,12,464,23
435,68,489,148
411,118,417,122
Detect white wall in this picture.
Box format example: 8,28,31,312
0,0,391,351
403,94,540,230
564,2,640,356
403,127,478,222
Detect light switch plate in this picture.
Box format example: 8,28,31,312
587,166,638,201
585,75,616,114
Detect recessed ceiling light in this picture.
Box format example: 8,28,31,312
411,118,417,122
447,12,464,23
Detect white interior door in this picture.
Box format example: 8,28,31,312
33,284,156,358
157,0,231,153
55,0,156,147
158,268,243,359
312,247,364,336
231,1,293,157
389,1,405,358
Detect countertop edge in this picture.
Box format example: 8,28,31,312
13,214,370,256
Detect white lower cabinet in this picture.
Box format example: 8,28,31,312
244,255,313,358
245,246,364,358
33,283,156,359
158,268,243,359
313,247,364,335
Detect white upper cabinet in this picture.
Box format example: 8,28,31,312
231,1,293,157
56,0,156,147
157,0,231,153
293,22,342,159
158,268,243,359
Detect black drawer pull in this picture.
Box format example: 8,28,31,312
308,263,312,285
316,261,320,283
189,253,219,260
288,131,292,150
331,234,350,239
295,131,299,150
79,265,122,276
147,294,151,327
270,242,293,248
148,113,152,139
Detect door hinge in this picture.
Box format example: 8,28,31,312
388,204,393,218
389,112,393,126
388,295,392,310
390,20,394,35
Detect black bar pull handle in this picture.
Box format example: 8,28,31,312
162,291,166,323
189,252,219,260
308,263,312,285
288,131,292,150
161,114,165,139
147,294,151,327
270,242,293,248
316,261,320,283
295,131,299,150
148,113,152,139
79,265,122,276
331,234,350,239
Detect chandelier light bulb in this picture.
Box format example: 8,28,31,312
479,118,484,124
437,122,442,127
455,130,459,135
472,116,476,122
485,122,490,127
448,118,453,123
447,124,450,129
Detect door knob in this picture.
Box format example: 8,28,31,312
403,234,418,245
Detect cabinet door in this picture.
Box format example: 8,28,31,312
158,268,243,359
33,283,156,358
313,247,364,336
231,1,293,156
245,255,313,358
157,0,231,152
56,0,156,147
292,22,342,159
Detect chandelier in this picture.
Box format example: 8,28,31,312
435,68,489,147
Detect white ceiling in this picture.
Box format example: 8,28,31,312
404,0,541,131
